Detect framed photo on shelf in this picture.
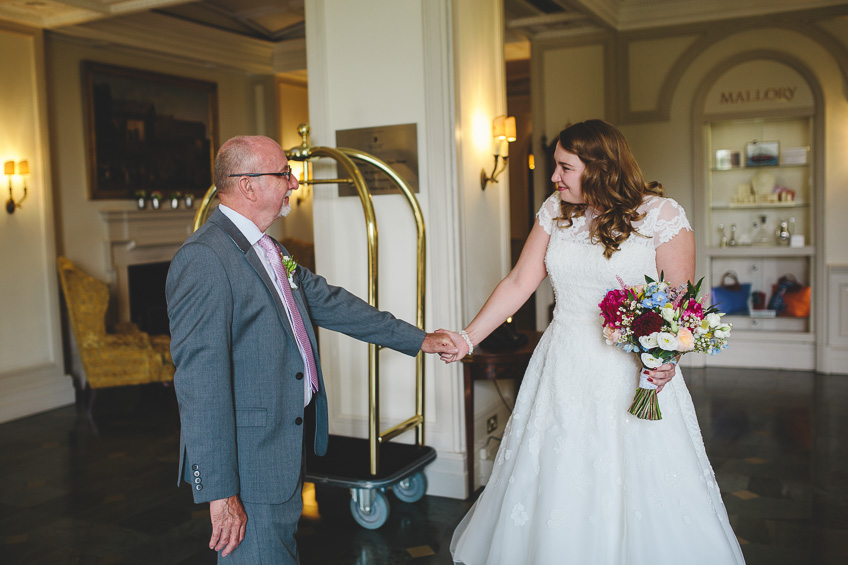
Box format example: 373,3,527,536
745,140,779,167
82,61,219,200
715,149,741,170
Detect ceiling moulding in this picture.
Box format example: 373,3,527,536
54,11,276,74
616,0,848,31
0,0,190,28
272,38,307,74
0,5,100,28
530,24,607,42
569,0,619,28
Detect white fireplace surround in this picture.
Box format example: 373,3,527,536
100,209,196,324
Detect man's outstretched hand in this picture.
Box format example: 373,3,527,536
209,494,247,557
421,330,460,355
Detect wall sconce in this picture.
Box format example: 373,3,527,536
5,159,29,214
481,115,516,190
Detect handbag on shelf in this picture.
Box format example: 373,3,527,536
768,274,811,318
711,271,752,315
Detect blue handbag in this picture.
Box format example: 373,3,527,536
711,271,751,315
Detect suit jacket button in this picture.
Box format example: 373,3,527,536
192,464,199,471
195,484,203,491
193,470,200,477
296,372,304,380
295,417,303,425
195,477,202,484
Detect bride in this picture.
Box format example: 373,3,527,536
443,120,745,564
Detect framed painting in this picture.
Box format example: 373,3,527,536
82,61,219,200
745,140,779,167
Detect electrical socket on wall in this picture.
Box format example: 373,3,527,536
486,414,498,433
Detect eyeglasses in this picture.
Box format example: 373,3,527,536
228,168,293,180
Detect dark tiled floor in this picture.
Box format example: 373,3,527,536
1,368,846,564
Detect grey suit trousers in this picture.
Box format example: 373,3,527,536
218,493,304,564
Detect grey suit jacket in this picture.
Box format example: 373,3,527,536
166,208,425,505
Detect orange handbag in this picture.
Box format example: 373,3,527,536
769,274,811,318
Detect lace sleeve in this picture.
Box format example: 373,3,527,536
652,198,692,248
536,192,561,235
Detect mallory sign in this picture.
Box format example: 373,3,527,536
720,87,798,104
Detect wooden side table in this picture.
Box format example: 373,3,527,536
460,331,542,496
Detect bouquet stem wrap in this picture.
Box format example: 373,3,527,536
628,366,661,421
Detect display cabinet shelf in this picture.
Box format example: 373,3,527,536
706,246,815,258
712,202,809,210
710,163,809,172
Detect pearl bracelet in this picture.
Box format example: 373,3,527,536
458,330,474,355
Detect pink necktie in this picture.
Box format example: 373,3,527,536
258,235,319,393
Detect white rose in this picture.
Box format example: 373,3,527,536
639,333,659,349
657,282,669,293
714,324,732,339
706,312,722,327
661,305,676,322
657,331,679,351
641,352,664,368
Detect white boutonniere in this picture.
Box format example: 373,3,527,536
281,254,298,289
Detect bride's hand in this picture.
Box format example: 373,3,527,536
436,329,468,363
647,362,677,393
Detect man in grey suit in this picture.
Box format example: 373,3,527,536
166,135,458,563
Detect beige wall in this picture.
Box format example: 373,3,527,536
276,78,312,244
0,23,74,423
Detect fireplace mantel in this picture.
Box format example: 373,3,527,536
99,208,196,323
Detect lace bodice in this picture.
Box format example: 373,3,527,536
536,192,692,324
536,192,691,249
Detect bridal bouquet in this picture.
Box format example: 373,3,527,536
598,274,732,420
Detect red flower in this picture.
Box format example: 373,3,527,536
631,311,663,338
599,289,628,325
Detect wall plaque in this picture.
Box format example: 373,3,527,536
335,123,419,196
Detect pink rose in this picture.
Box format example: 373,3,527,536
603,325,622,345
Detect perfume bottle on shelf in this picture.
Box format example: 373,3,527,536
717,223,728,247
753,215,771,246
776,218,792,246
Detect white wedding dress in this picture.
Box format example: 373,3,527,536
451,193,746,565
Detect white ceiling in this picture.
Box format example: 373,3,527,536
1,0,845,46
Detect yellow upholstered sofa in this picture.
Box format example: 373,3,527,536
57,256,174,389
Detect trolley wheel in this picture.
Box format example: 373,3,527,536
350,490,390,530
392,471,427,503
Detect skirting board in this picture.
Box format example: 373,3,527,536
0,364,76,424
822,347,848,375
705,340,815,370
422,450,469,500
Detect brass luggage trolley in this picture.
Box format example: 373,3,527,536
194,124,435,529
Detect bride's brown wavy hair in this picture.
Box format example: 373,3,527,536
556,120,663,258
